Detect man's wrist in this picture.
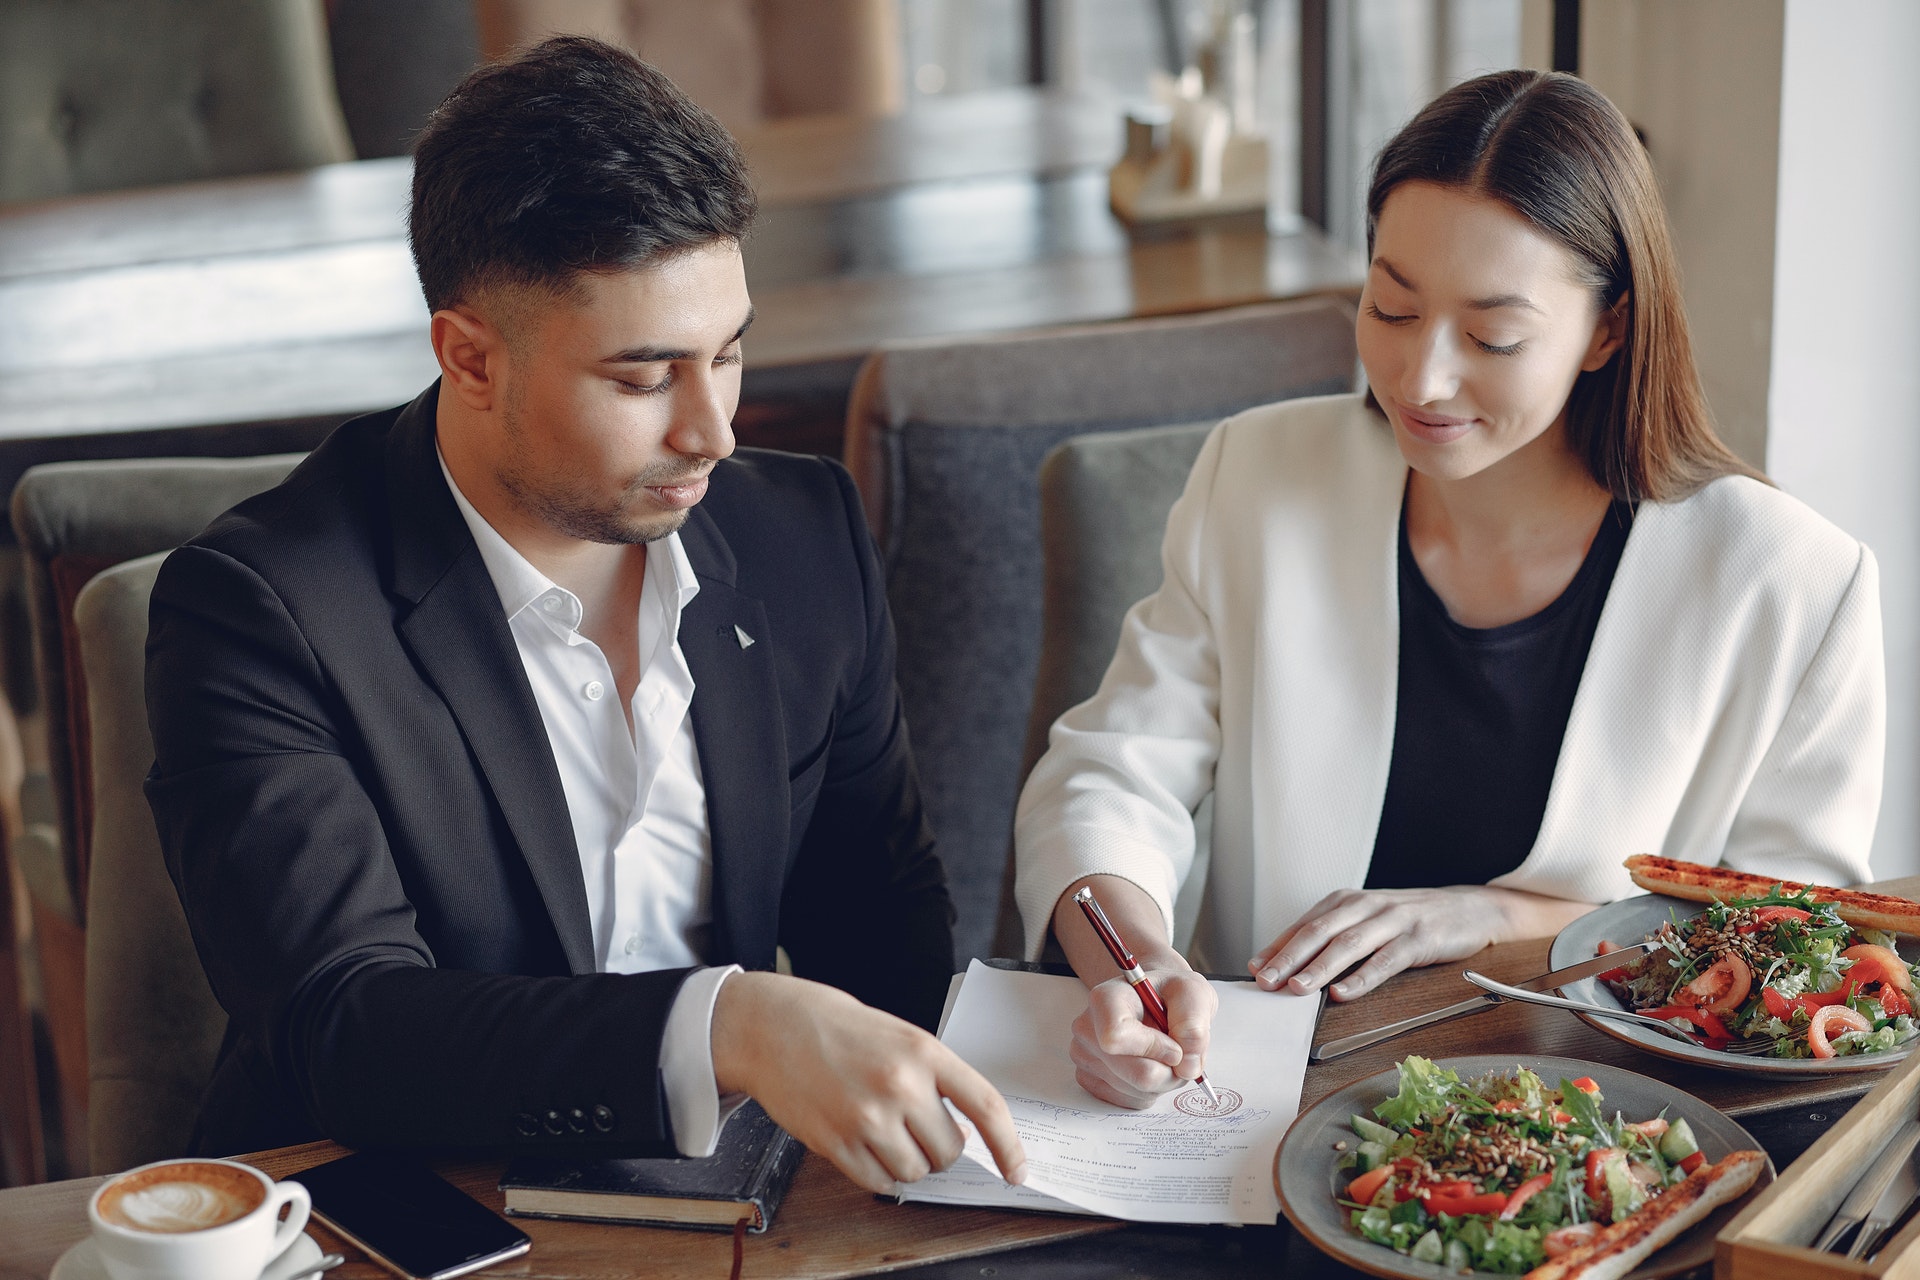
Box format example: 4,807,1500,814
709,969,784,1096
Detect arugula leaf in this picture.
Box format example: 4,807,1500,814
1374,1055,1462,1128
1557,1078,1610,1139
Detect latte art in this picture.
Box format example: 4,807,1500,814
114,1181,253,1232
95,1161,266,1234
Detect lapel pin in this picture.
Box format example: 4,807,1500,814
734,624,756,650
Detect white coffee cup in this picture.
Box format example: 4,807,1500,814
87,1157,310,1280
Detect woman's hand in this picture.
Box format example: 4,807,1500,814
1051,874,1217,1109
1247,886,1594,1001
1069,963,1217,1109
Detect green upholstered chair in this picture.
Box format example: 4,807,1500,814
0,0,353,203
1004,422,1218,958
9,453,305,1172
844,298,1356,964
76,553,226,1173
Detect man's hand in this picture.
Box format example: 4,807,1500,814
1069,963,1216,1109
710,972,1026,1193
1248,886,1595,1000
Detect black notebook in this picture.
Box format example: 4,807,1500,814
498,1102,804,1233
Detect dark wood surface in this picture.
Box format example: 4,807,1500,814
0,88,1361,462
7,878,1916,1278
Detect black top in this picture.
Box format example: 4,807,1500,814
1366,500,1635,890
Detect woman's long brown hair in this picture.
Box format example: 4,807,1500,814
1367,70,1763,503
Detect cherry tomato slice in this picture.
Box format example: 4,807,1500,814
1841,944,1914,994
1809,1004,1873,1058
1743,906,1812,930
1678,953,1752,1016
1425,1192,1510,1218
1678,1151,1707,1175
1569,1077,1601,1095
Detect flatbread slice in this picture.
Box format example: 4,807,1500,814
1523,1150,1766,1280
1625,855,1920,936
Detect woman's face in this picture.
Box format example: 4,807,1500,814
1357,181,1625,483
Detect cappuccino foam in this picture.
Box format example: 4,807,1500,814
97,1162,265,1234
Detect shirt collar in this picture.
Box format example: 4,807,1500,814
435,448,701,626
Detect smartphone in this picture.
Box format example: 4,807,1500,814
296,1151,532,1280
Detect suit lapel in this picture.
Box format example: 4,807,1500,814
383,385,597,975
677,505,787,972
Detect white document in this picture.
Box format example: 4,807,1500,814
898,960,1318,1225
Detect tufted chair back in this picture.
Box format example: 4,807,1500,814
0,0,353,203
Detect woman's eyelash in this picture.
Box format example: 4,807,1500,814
1366,303,1412,325
1474,337,1525,356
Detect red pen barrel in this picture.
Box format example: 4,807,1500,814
1129,974,1173,1033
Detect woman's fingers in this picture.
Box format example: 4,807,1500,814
1254,892,1376,988
1086,980,1182,1064
1326,933,1417,1000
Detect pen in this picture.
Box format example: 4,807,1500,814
1072,885,1221,1107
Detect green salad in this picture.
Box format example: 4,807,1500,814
1598,885,1920,1059
1337,1058,1702,1274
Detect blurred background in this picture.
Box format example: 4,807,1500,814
0,0,1913,1202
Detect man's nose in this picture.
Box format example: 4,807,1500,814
669,366,737,461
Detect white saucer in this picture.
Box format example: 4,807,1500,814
51,1231,323,1280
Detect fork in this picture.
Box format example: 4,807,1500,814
1461,971,1777,1054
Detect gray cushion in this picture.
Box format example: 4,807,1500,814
11,453,306,925
1002,423,1217,956
78,552,225,1173
844,299,1356,961
0,0,353,203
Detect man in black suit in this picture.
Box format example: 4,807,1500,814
144,36,1023,1194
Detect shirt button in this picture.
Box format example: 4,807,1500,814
542,596,562,613
584,681,605,701
623,933,640,955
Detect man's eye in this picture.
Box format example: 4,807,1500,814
1366,303,1414,325
715,347,743,367
616,372,671,395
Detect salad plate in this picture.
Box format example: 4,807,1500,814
1549,892,1920,1076
1275,1055,1772,1280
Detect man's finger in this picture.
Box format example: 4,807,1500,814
833,1141,902,1195
904,1100,968,1173
938,1058,1027,1184
1161,973,1216,1060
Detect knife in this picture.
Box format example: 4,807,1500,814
1812,1116,1920,1253
1309,939,1658,1063
1854,1130,1920,1259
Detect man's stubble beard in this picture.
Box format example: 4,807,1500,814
495,382,700,546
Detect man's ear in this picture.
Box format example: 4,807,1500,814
430,305,505,410
1580,293,1630,373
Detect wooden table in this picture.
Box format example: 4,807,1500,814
10,882,1917,1279
0,87,1362,491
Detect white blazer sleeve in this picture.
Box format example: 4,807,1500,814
1720,542,1884,887
1013,423,1227,958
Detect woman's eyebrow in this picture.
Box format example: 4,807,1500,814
1466,293,1541,313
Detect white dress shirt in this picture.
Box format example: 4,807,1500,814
440,453,741,1155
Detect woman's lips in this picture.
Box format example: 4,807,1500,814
1394,401,1478,444
644,475,709,509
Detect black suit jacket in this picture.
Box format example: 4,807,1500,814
145,383,954,1158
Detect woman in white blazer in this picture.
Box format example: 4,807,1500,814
1014,70,1884,1108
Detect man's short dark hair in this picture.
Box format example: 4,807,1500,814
408,36,757,314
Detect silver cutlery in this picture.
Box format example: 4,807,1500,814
1458,970,1776,1053
1310,941,1658,1062
1819,1120,1920,1256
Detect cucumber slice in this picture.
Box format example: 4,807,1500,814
1410,1229,1444,1263
1351,1114,1401,1145
1444,1238,1472,1270
1352,1140,1391,1173
1658,1118,1700,1164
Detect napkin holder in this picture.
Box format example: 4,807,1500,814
1718,1047,1920,1277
